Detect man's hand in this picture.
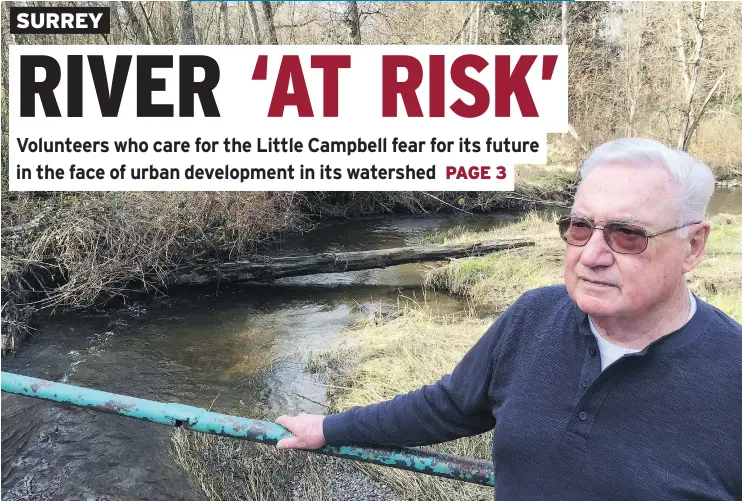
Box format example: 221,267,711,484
275,413,327,450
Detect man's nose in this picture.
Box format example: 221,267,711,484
579,228,615,268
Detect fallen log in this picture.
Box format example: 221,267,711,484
169,238,534,285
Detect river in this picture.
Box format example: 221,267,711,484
2,188,739,501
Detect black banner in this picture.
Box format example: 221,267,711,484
10,7,110,35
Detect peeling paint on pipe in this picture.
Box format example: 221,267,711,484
1,371,495,487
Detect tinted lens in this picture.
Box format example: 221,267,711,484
559,217,593,245
605,223,648,254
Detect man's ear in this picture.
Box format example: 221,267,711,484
682,222,710,273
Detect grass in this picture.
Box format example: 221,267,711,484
170,427,335,501
0,192,307,355
303,212,742,501
423,212,565,312
517,163,579,194
294,214,568,501
308,306,496,501
424,211,742,323
168,212,741,501
168,303,496,501
1,192,305,308
705,214,742,254
688,214,742,322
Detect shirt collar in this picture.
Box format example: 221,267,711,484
588,284,697,344
574,288,712,355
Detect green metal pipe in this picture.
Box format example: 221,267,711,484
1,371,495,487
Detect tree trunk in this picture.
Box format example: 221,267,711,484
472,2,481,44
160,3,176,44
138,3,160,44
623,2,644,137
220,2,231,44
247,2,262,44
345,1,362,44
1,2,16,193
237,2,247,43
180,2,197,45
168,239,534,285
675,0,709,152
122,1,150,44
108,1,122,44
1,2,16,91
683,73,725,151
261,1,279,44
452,3,479,44
558,2,586,152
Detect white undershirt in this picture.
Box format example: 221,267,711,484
589,286,697,371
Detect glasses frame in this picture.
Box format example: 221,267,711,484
557,216,701,255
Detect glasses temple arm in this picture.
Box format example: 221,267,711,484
646,221,702,238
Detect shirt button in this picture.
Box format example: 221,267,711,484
582,379,589,388
578,411,588,421
589,346,597,356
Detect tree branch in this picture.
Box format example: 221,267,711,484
451,2,479,44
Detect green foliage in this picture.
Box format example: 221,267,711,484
491,2,609,45
492,3,557,45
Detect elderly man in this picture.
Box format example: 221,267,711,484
276,138,742,500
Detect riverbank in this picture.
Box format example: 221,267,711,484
307,307,496,501
171,212,740,501
171,428,405,501
169,306,496,501
4,158,739,356
0,168,578,356
423,212,741,319
313,212,741,501
0,191,306,354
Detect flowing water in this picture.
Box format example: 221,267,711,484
2,188,739,501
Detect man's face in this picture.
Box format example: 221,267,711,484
564,163,694,319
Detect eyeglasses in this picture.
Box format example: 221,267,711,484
557,216,700,254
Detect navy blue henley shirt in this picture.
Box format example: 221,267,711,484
323,285,742,500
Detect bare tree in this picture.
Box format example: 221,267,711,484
159,3,176,44
451,3,479,44
2,2,17,91
220,2,232,44
675,0,724,151
345,2,362,44
621,2,646,137
180,2,197,45
1,1,16,189
262,1,279,44
122,1,150,44
247,2,262,44
108,1,121,44
236,2,247,43
138,3,160,44
470,2,482,45
220,3,231,44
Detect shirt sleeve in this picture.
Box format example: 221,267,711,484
322,310,510,447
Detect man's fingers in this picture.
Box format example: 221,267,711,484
275,415,293,430
276,437,301,450
274,413,325,451
276,415,299,449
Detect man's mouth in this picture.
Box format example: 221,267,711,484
579,277,615,287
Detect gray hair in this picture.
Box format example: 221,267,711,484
580,138,715,235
